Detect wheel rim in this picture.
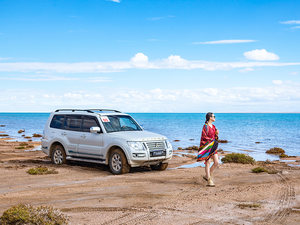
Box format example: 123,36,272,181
111,153,122,172
53,149,63,164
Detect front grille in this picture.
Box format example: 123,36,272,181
146,141,166,157
145,141,165,151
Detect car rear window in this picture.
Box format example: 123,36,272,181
50,115,65,129
64,115,82,131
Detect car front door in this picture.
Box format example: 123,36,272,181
77,116,104,159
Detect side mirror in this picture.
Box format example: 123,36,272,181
90,126,101,133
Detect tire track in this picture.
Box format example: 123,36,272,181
264,173,295,224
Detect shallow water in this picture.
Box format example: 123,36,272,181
1,113,299,161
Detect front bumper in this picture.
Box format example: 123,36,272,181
128,150,173,167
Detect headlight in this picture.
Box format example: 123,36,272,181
127,141,146,151
165,140,172,149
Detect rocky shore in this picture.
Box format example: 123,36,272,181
0,138,300,224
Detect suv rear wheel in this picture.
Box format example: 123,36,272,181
51,144,66,165
150,163,168,171
109,149,130,175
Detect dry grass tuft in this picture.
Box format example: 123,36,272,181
266,147,285,155
0,204,68,225
27,166,58,175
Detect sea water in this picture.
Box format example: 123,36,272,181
0,113,299,161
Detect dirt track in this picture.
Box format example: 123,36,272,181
0,139,300,224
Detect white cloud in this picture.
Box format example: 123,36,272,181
0,57,11,61
0,75,111,82
280,20,300,24
2,83,300,112
130,53,149,68
147,15,175,21
194,39,257,45
291,71,299,75
272,80,283,85
164,55,188,68
244,49,279,61
239,68,254,73
0,52,299,74
108,0,121,3
291,26,300,29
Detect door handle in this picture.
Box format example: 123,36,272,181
61,132,67,136
81,135,86,139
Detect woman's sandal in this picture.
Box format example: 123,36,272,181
202,176,208,181
207,178,215,187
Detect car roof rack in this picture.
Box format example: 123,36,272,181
54,109,122,113
55,109,94,113
88,109,122,113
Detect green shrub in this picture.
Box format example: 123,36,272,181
27,167,58,175
15,146,25,150
0,204,68,225
252,167,268,173
266,147,285,154
221,153,255,164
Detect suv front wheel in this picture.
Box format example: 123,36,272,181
51,144,66,165
109,149,130,175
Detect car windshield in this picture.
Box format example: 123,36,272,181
101,115,142,133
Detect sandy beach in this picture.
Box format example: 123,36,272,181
0,138,299,225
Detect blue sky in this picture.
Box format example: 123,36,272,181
0,0,300,112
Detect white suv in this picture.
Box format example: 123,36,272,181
41,109,173,174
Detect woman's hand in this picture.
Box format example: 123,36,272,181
215,129,219,136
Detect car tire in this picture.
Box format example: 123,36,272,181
109,149,130,175
51,144,67,165
150,163,168,171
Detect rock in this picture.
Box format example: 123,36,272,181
218,140,228,143
173,140,180,142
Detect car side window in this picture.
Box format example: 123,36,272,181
64,115,82,131
82,116,101,132
50,115,65,129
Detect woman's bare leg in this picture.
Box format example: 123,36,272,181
205,159,211,179
210,153,219,176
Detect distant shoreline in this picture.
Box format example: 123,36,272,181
1,112,300,114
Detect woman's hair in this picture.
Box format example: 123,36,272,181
205,112,214,123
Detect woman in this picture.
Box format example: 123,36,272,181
197,112,219,187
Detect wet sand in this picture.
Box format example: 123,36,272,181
0,139,300,225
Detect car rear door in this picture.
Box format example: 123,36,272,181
63,115,82,156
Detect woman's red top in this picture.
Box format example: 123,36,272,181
200,123,218,147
